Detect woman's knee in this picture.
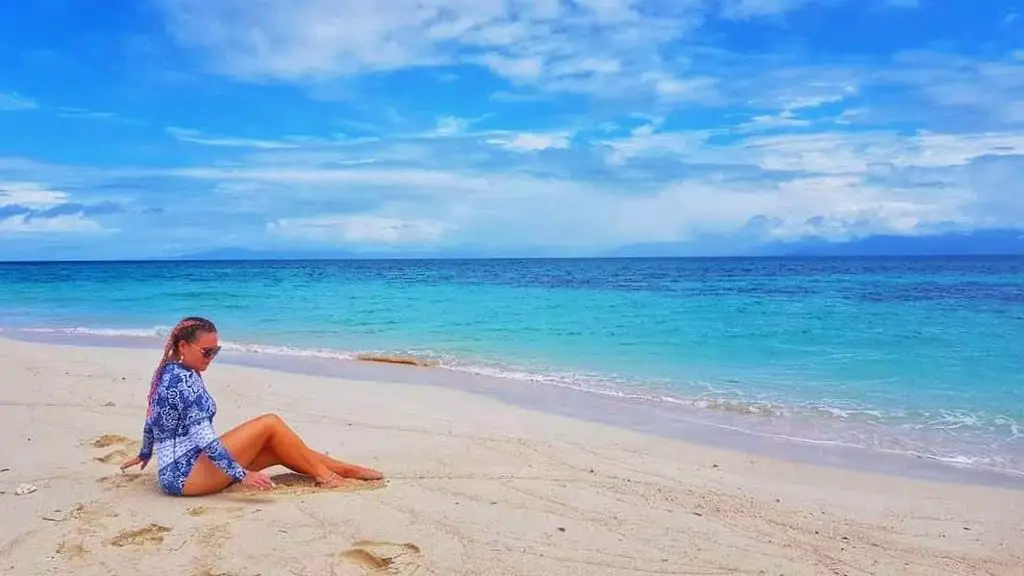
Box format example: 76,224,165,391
256,413,285,428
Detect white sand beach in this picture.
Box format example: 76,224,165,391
1,336,1021,576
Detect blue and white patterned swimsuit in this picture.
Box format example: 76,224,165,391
138,362,247,496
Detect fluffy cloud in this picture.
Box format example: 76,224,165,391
434,116,471,136
166,127,302,149
0,182,117,237
0,182,68,207
0,214,106,234
267,214,450,245
883,51,1024,128
156,0,711,100
3,123,1021,254
153,122,1021,250
153,1,1022,116
486,131,573,152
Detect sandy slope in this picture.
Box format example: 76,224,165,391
0,336,1021,575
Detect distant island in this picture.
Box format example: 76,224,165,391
174,229,1024,261
600,229,1024,258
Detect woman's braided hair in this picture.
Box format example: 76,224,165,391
146,316,217,417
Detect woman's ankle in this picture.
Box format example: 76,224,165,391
314,467,337,483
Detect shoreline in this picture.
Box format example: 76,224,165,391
2,336,1022,575
6,331,1023,491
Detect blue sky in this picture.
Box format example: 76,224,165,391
1,0,1022,259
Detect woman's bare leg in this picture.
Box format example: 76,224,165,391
249,445,381,480
181,413,381,496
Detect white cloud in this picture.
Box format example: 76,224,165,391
7,119,1020,252
0,182,119,238
883,51,1024,126
156,0,1020,118
0,214,106,234
0,92,38,111
5,66,1011,251
601,126,1024,173
55,107,143,125
486,131,572,152
166,127,302,149
267,214,450,244
174,166,490,191
600,125,715,166
0,182,69,208
606,170,978,244
155,0,710,99
435,116,470,136
179,153,1009,250
135,103,1016,249
476,54,545,82
776,84,857,110
737,109,813,132
56,107,117,119
645,73,719,103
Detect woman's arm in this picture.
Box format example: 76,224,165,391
187,417,247,483
138,419,154,461
165,364,248,483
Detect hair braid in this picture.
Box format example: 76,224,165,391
145,316,217,417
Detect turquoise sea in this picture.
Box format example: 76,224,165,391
1,257,1022,482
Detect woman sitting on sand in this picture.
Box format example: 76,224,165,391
120,316,383,496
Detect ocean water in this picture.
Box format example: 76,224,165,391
1,257,1022,481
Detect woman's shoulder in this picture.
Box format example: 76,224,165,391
159,361,202,388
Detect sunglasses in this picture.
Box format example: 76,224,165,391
191,343,222,359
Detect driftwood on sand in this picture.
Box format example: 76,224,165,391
355,354,436,367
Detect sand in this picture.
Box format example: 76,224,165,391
0,336,1021,576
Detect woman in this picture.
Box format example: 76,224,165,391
120,316,383,496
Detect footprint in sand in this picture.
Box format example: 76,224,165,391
87,434,135,449
185,523,236,576
185,505,247,518
86,435,152,491
44,501,119,524
97,473,148,490
186,506,213,517
340,541,422,573
107,524,171,547
55,538,89,560
94,448,132,465
42,501,120,562
86,434,140,465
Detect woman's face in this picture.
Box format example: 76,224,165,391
179,330,221,372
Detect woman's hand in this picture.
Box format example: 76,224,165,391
120,455,149,472
241,470,275,491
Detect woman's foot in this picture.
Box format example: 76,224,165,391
342,465,384,481
317,466,383,487
316,471,348,489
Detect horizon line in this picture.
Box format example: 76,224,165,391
3,253,1024,264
